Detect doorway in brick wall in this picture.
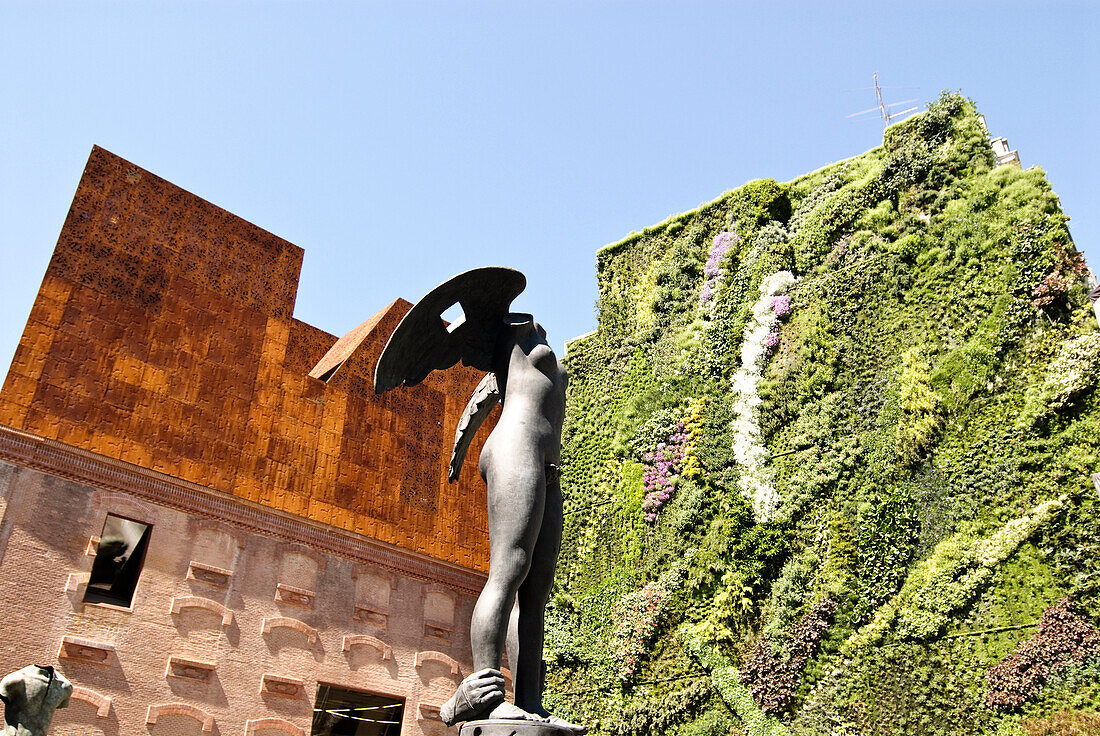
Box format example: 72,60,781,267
312,683,404,735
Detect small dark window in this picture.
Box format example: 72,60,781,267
312,684,404,735
84,515,151,607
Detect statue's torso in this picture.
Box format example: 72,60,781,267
480,326,567,471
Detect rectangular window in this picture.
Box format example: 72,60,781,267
84,514,151,607
312,684,404,735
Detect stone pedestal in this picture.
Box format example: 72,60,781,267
459,719,578,735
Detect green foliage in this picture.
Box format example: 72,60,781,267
727,178,792,234
789,167,879,272
849,497,1064,648
608,350,660,457
853,489,920,624
762,548,820,642
1043,495,1100,610
1019,333,1100,426
602,681,714,736
680,624,791,736
896,347,944,464
550,92,1099,735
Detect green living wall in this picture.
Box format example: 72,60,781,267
545,93,1100,736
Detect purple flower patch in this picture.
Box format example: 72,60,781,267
700,230,739,306
771,294,791,316
642,422,688,523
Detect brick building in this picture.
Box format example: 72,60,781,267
0,147,499,736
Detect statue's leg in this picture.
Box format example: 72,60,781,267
506,597,520,675
513,471,562,714
470,455,544,674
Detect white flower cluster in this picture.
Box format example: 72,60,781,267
731,271,797,522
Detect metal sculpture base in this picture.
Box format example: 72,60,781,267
459,719,576,736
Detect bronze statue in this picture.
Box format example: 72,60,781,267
375,268,582,733
1,665,72,736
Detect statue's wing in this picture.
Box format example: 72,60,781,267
448,372,500,482
374,267,526,393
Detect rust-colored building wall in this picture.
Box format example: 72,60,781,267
0,146,492,571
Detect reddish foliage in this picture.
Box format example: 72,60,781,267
1032,245,1086,309
740,597,837,714
985,597,1100,711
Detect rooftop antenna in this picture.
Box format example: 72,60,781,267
846,73,919,129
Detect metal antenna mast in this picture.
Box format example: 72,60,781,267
846,73,919,129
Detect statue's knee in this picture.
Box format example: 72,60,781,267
491,549,531,586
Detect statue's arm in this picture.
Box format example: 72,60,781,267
448,372,500,482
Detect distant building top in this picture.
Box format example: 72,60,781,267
991,136,1021,168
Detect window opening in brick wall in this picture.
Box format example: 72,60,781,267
312,684,404,735
84,515,151,607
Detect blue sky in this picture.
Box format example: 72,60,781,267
2,1,1098,373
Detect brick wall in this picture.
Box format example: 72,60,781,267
0,455,484,736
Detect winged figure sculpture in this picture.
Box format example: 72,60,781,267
374,267,583,733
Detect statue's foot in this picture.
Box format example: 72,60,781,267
484,701,542,721
533,708,586,733
440,669,505,725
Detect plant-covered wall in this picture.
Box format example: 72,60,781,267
546,93,1100,736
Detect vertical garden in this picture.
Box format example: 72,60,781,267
545,93,1100,736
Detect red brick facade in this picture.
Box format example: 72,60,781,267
0,148,500,735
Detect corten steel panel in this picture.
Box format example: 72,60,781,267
0,147,492,571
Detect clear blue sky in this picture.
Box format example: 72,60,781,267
2,1,1098,375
